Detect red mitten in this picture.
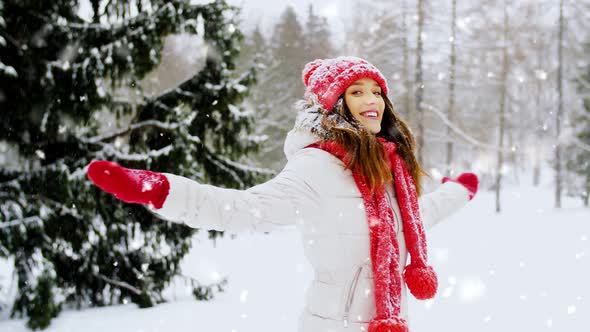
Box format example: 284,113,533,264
87,160,170,209
442,172,479,200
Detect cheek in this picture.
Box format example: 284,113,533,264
345,97,362,117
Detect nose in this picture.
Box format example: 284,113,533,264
364,94,378,105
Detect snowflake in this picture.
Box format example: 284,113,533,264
142,182,153,192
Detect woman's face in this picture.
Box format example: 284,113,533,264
343,77,386,134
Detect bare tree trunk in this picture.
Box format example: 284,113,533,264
446,0,457,176
507,106,518,184
532,0,545,187
585,176,590,207
495,2,509,213
402,0,411,122
533,81,542,186
415,0,425,164
555,0,564,208
533,49,543,186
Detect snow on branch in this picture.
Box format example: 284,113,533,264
44,3,199,74
572,138,590,153
558,128,590,153
94,273,141,295
81,120,179,144
200,142,275,181
154,101,174,111
35,195,83,220
0,216,42,229
94,143,174,161
62,3,176,31
204,153,245,188
177,273,228,288
31,2,176,37
178,125,202,144
0,61,17,78
216,155,276,176
574,72,590,90
421,102,514,153
173,88,198,98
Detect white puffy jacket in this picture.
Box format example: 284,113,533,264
151,122,470,331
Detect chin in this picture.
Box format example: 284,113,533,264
370,127,381,134
360,121,381,134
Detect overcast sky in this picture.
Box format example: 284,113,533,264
78,0,353,45
198,0,352,42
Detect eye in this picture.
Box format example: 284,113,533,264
373,91,382,96
351,91,362,95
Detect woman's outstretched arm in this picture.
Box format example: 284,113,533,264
418,173,478,230
87,150,322,234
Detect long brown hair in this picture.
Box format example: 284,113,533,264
319,94,430,195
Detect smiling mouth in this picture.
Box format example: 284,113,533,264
360,111,379,119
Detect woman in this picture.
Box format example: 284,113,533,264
87,56,478,332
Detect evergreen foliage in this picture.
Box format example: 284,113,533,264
0,0,266,328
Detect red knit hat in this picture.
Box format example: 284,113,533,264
302,56,390,112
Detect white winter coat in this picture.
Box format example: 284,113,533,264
150,107,470,331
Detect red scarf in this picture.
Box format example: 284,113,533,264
306,137,437,332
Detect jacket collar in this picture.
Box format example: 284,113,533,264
283,95,356,161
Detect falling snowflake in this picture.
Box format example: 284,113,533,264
142,181,153,192
239,289,248,303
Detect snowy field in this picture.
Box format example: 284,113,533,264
1,172,588,332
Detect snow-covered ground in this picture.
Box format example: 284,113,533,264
1,172,588,332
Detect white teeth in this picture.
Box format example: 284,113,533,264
362,111,378,118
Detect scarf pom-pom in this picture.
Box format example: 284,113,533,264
404,264,438,300
369,317,409,332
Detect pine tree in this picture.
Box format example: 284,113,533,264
303,4,335,61
0,0,265,328
242,6,338,172
236,24,268,75
0,1,15,80
242,6,308,171
569,42,590,207
270,6,306,73
234,25,277,170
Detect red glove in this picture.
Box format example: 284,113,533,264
87,160,170,209
442,172,478,200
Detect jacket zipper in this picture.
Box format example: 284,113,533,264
342,190,397,328
343,264,363,328
385,190,399,235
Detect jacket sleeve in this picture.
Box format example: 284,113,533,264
147,150,322,234
419,181,470,230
